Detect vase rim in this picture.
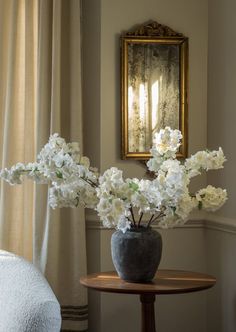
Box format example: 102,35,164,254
126,226,153,232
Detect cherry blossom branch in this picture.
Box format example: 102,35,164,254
146,214,154,228
129,207,136,226
137,212,143,227
146,210,165,228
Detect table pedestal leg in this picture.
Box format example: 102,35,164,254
140,294,156,332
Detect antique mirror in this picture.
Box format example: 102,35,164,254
121,21,188,159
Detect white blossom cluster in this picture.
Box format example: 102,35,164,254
0,128,228,232
0,134,99,209
196,185,227,211
145,127,227,228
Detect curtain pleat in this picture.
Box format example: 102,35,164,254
0,1,88,330
0,0,35,260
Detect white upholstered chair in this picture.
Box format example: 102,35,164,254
0,250,61,332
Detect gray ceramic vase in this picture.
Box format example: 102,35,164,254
111,227,162,283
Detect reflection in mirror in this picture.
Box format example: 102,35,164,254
128,43,180,152
121,21,188,159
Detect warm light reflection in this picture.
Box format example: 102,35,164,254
159,277,216,282
97,275,119,279
139,83,145,122
128,86,133,118
151,80,159,130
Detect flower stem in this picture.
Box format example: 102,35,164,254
149,212,165,226
138,212,143,227
146,214,155,228
130,207,136,226
82,177,98,188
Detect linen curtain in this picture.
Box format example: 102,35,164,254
0,1,88,331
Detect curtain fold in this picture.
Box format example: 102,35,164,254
0,0,35,260
0,1,88,331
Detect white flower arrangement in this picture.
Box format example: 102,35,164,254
0,127,227,233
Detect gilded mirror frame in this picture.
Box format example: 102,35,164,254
121,21,188,160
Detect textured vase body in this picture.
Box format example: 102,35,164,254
111,227,162,282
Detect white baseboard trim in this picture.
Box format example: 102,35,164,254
204,214,236,234
86,219,107,230
86,214,236,234
85,218,205,230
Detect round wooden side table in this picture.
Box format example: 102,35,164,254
80,269,216,332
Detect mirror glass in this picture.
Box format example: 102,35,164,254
121,21,188,159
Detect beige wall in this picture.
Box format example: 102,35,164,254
83,0,236,330
207,0,236,331
83,0,209,331
207,0,236,220
100,0,208,187
206,229,236,332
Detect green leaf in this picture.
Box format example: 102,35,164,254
129,181,139,192
56,171,63,179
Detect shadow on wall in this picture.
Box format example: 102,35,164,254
206,229,236,332
234,295,236,330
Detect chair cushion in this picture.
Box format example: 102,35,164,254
0,250,61,331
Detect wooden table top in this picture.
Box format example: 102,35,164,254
80,270,216,295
